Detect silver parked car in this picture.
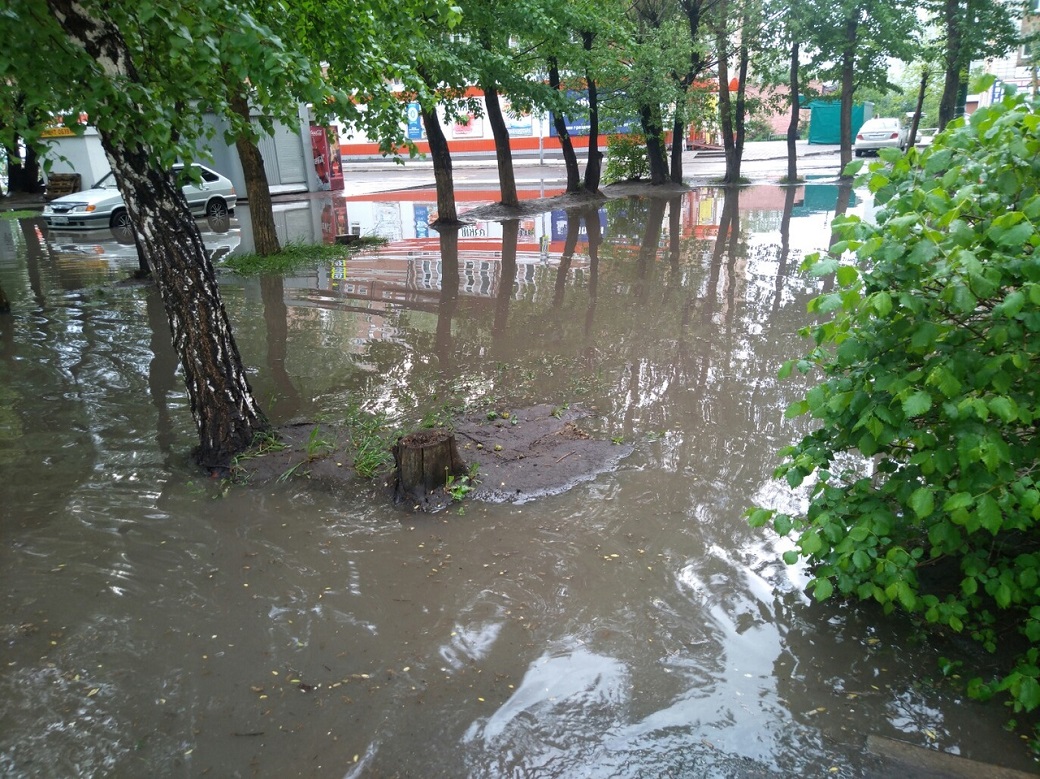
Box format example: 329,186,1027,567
43,163,236,231
854,118,908,157
914,127,938,148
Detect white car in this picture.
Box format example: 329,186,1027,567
914,127,938,148
43,163,236,231
854,118,908,157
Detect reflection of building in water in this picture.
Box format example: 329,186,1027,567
278,185,860,349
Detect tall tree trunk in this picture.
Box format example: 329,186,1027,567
582,32,603,193
786,40,800,183
938,0,962,131
584,71,603,193
229,86,281,256
47,0,268,470
716,10,737,184
672,0,708,183
639,105,669,185
727,36,750,184
8,135,44,195
106,136,268,469
839,14,858,175
908,68,929,146
548,58,582,193
483,84,519,208
670,116,686,184
420,101,460,225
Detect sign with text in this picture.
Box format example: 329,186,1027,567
407,103,425,141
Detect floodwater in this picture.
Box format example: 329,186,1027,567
1,184,1035,778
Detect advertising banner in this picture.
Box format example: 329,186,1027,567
328,124,344,191
452,113,484,138
407,103,425,141
503,100,533,137
548,91,636,137
310,125,343,191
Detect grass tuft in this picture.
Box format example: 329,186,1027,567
221,237,386,277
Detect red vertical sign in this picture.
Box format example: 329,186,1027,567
310,125,343,191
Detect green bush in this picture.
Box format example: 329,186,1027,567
750,92,1040,730
604,133,650,183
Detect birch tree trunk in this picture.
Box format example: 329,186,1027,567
46,0,268,470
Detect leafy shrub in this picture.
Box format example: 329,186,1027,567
604,133,650,183
750,92,1040,728
744,117,776,142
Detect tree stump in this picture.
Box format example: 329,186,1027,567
392,429,467,506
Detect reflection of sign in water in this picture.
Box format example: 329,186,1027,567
550,208,608,242
452,113,483,138
414,205,430,239
374,202,404,241
460,223,488,238
407,102,424,140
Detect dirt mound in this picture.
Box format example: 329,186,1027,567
233,405,632,511
454,404,631,504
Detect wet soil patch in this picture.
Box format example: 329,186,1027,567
461,191,605,222
233,405,632,511
454,403,632,504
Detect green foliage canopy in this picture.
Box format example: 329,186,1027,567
750,92,1040,721
0,0,328,171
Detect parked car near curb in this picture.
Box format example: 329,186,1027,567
854,118,908,157
914,127,938,148
42,163,236,231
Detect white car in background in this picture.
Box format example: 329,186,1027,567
854,118,908,157
43,163,236,231
914,127,938,148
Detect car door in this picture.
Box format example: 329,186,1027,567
175,164,211,216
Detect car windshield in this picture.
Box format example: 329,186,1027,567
93,171,120,189
91,165,209,190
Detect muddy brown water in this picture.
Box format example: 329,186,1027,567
1,186,1036,778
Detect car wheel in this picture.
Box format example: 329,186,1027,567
110,208,133,232
855,150,862,158
205,198,228,220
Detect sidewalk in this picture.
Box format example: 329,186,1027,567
1,140,844,212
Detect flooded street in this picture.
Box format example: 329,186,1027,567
1,183,1036,778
